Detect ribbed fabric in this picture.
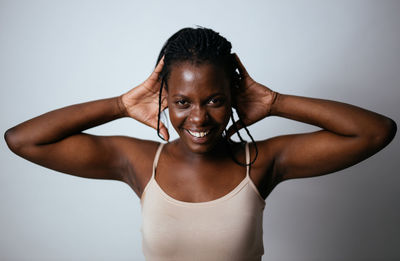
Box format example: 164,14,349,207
140,143,266,261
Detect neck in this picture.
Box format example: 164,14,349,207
174,137,231,163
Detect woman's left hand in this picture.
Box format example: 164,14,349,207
227,56,396,185
226,54,277,137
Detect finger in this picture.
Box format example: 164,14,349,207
233,53,250,78
147,118,170,141
158,122,170,141
148,111,170,141
154,55,165,74
148,55,165,83
226,120,245,138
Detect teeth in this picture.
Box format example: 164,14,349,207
187,130,210,138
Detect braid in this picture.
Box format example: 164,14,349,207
224,111,258,167
155,26,257,166
157,79,166,141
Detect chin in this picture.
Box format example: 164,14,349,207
179,128,224,154
186,142,217,154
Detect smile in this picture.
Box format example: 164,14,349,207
186,129,211,138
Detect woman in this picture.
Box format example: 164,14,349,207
4,27,397,260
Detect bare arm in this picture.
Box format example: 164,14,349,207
4,56,168,193
4,97,131,181
268,93,396,181
230,53,397,183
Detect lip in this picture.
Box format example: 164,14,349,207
183,128,214,144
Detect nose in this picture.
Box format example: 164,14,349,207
188,105,208,125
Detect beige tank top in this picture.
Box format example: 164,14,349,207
140,143,266,261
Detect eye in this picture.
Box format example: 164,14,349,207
208,97,224,105
175,99,189,107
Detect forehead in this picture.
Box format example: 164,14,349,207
167,62,230,96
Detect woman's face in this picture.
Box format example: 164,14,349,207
166,61,232,153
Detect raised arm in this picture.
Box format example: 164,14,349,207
4,56,168,194
5,97,130,180
267,93,396,181
229,54,397,183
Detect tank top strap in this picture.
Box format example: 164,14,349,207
152,143,165,178
245,142,250,177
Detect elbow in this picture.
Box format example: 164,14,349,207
385,118,397,143
4,127,24,154
369,117,397,150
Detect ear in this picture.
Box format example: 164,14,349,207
163,82,168,93
159,80,169,109
162,83,169,100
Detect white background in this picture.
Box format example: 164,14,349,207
1,0,399,260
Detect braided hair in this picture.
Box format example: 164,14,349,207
155,26,258,166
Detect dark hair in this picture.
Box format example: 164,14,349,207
155,26,257,166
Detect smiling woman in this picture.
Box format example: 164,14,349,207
167,62,232,153
4,26,397,260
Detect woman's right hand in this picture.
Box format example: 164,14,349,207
5,57,171,195
121,56,169,140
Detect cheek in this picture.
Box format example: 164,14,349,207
168,107,188,126
167,103,232,127
210,106,232,124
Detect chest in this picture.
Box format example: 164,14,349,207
155,159,249,203
141,185,265,259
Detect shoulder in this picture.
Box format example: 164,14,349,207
109,136,161,196
249,133,311,185
245,137,289,197
251,134,300,168
111,136,160,154
250,138,279,169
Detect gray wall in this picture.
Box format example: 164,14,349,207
1,0,399,260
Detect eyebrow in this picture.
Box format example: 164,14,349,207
171,92,227,99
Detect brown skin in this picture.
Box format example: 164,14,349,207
4,54,397,202
166,61,232,154
158,61,249,202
